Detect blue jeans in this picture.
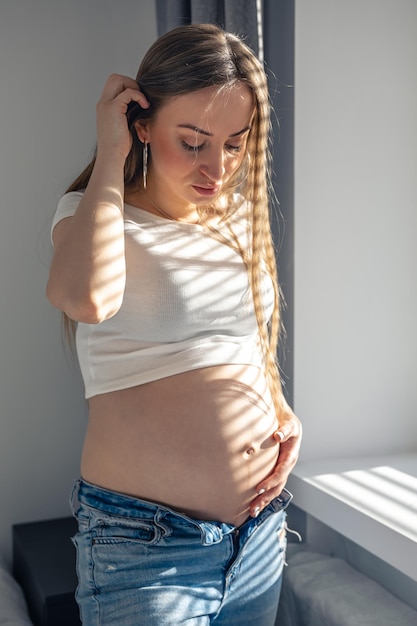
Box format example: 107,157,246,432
70,479,292,625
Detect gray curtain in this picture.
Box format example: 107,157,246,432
155,0,261,57
263,0,295,404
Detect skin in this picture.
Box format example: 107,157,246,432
47,74,302,524
128,83,254,222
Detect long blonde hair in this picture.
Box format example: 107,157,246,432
64,24,283,411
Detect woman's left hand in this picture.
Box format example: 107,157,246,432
249,397,302,518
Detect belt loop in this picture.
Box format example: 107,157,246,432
153,508,172,538
69,478,81,516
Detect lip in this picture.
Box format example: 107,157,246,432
191,185,220,197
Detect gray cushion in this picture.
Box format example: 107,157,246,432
278,549,417,626
0,557,33,625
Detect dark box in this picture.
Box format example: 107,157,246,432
13,516,81,626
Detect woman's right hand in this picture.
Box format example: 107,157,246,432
95,74,150,160
47,74,149,323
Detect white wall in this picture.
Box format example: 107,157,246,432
0,0,156,564
1,0,415,566
294,0,417,461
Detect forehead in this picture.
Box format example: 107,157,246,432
155,82,255,132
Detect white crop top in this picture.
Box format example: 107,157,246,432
52,191,274,398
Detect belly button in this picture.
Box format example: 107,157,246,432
245,446,256,456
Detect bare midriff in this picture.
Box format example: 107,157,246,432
81,364,280,527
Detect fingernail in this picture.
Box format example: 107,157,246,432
275,431,285,441
253,507,260,518
257,488,266,496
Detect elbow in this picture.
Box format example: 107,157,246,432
77,299,122,324
46,281,122,324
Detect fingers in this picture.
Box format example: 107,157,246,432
250,452,292,518
249,406,302,518
250,480,286,519
273,415,302,445
99,73,150,109
95,74,150,158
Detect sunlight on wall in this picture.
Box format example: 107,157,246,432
304,464,417,542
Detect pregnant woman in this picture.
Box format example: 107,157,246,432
47,23,302,626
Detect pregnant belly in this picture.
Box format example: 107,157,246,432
82,364,280,526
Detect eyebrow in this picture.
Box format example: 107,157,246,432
177,123,251,138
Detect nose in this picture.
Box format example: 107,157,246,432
199,149,225,183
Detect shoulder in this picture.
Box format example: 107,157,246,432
50,191,85,244
53,190,85,222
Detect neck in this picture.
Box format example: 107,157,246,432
141,189,200,224
142,190,176,221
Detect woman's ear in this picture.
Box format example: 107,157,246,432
133,120,150,144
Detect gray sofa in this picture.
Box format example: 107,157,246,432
278,546,417,626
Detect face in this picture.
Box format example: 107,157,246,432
135,82,255,215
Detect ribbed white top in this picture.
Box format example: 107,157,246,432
52,192,273,398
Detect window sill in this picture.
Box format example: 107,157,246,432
286,452,417,581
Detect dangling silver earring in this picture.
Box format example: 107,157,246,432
143,141,148,189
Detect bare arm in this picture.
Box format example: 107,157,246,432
46,74,149,323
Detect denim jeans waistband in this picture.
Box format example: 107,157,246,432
71,478,292,546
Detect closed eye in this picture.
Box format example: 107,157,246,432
181,140,204,152
226,144,243,153
181,140,242,154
